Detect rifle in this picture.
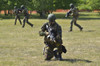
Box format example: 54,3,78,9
46,25,56,42
65,10,72,18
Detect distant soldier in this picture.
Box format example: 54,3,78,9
65,3,83,32
39,14,67,61
20,5,33,28
13,6,22,25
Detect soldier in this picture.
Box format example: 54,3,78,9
65,3,83,32
39,14,66,61
20,5,33,28
13,6,22,25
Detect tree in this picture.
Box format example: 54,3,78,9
88,0,100,10
32,0,54,17
53,0,78,9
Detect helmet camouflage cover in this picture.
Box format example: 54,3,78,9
70,3,74,8
21,5,25,9
47,14,56,21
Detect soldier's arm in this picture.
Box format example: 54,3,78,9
13,10,16,14
56,25,62,39
39,23,48,36
18,8,22,13
55,25,63,44
65,10,72,17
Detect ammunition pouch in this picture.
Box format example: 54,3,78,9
62,45,67,53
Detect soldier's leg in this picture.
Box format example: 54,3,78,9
53,50,58,59
74,19,83,31
14,16,17,25
57,45,63,60
54,45,67,60
54,43,63,60
70,19,74,31
26,17,33,27
45,46,54,60
22,17,25,28
18,16,22,25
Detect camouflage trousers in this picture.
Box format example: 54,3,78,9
22,16,33,28
15,15,22,25
70,17,83,31
43,42,62,60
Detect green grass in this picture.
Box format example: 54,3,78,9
0,12,100,66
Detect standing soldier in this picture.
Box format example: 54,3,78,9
65,3,83,32
39,14,66,61
20,5,33,28
13,6,22,25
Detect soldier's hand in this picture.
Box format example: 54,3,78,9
65,15,68,18
45,32,49,36
39,31,45,36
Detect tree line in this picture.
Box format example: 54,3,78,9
0,0,100,17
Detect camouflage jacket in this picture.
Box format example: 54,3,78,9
40,22,63,44
13,8,20,15
22,8,29,16
69,7,79,17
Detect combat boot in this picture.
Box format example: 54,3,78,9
68,29,72,32
80,27,83,31
53,50,58,60
31,24,34,27
58,53,63,61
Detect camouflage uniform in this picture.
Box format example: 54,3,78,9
66,4,83,31
39,14,66,60
40,22,64,60
21,6,33,28
13,7,22,25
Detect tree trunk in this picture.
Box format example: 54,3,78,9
4,10,7,16
37,10,46,18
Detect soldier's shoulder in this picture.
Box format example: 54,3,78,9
70,8,73,11
41,22,48,29
43,22,48,25
42,22,49,27
74,7,78,10
55,22,61,27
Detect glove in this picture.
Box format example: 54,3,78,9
39,31,46,36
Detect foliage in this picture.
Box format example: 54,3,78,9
0,0,100,16
77,0,100,10
32,0,54,17
88,0,100,10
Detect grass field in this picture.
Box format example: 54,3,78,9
0,12,100,66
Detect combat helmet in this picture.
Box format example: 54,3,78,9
70,3,74,8
21,5,25,9
47,14,56,22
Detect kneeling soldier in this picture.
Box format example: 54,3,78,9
39,14,67,61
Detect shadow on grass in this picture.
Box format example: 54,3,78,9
78,18,100,20
63,18,100,20
61,58,92,63
84,30,96,32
